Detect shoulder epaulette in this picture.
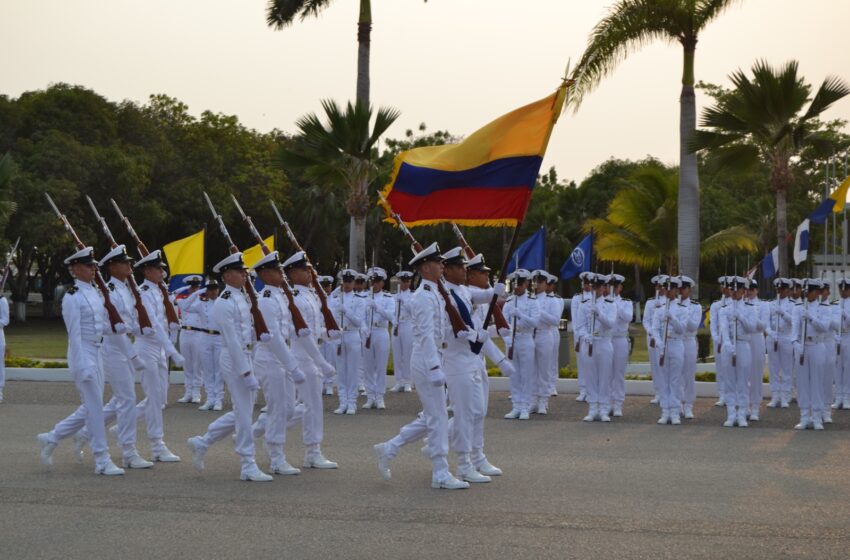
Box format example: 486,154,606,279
794,302,803,306
529,295,536,300
383,292,392,297
200,295,209,302
67,285,79,295
221,290,231,300
677,302,686,307
293,289,300,296
691,298,698,304
140,285,150,291
546,294,555,298
355,293,366,298
423,285,431,291
263,289,271,298
107,282,115,291
744,302,754,306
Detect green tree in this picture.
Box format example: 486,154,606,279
279,99,400,269
586,166,757,273
692,60,850,276
570,0,741,292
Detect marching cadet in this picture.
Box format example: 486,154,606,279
362,267,395,410
181,278,224,411
834,278,850,410
766,278,795,408
249,251,306,475
465,253,509,476
608,274,632,418
502,269,539,420
390,271,415,393
580,274,617,422
651,276,687,425
746,279,768,422
283,251,339,469
329,269,366,414
544,273,565,397
134,250,183,462
72,245,154,469
532,270,558,414
0,288,7,403
354,272,369,394
318,275,337,396
572,272,594,402
373,243,470,490
678,276,702,419
187,253,272,481
820,282,838,424
176,275,205,404
709,277,730,407
791,279,830,430
37,247,125,475
718,277,757,428
643,276,664,405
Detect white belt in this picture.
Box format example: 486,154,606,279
82,334,104,345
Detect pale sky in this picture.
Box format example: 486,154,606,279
3,0,849,183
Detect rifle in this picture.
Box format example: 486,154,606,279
109,199,180,327
85,196,153,333
0,237,20,294
203,193,270,341
393,278,401,337
379,198,468,339
230,195,309,334
450,222,511,332
659,281,671,367
508,294,518,359
365,269,375,350
45,194,124,332
268,201,341,334
800,280,809,366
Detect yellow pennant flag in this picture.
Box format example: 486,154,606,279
163,230,204,277
243,236,275,269
830,175,850,213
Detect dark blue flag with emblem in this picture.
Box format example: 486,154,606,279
560,232,593,280
505,227,546,274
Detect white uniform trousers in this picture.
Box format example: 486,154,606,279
134,337,168,453
533,328,556,407
648,336,661,398
548,329,560,394
335,331,362,408
199,334,223,402
837,335,850,403
796,342,825,420
575,331,588,395
713,339,725,401
253,347,291,463
470,362,490,466
196,350,258,469
384,367,450,478
657,339,684,415
748,335,766,410
587,337,614,411
822,339,837,411
363,328,390,401
292,343,324,450
391,322,413,386
611,336,629,407
681,337,698,407
179,330,203,398
722,341,751,414
767,337,794,402
508,333,535,413
0,328,5,390
445,352,485,463
79,340,138,459
47,343,112,468
320,339,338,389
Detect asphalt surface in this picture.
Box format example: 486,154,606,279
2,381,850,559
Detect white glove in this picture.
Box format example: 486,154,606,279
727,344,736,355
296,327,312,338
113,322,128,335
493,282,506,298
457,329,475,341
364,298,377,311
475,329,490,343
169,352,185,368
131,355,146,373
497,327,511,338
168,322,180,334
320,359,335,377
141,326,155,337
499,359,515,377
429,368,446,387
243,372,260,391
327,329,342,341
290,366,306,384
260,332,272,343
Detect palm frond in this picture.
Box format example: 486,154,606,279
266,0,333,30
802,75,850,122
700,226,758,258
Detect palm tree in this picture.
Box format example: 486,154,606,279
692,60,850,277
585,167,757,274
570,0,740,292
266,0,372,106
279,99,400,269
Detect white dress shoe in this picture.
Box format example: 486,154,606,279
537,404,548,415
153,447,181,463
582,413,595,422
270,461,301,475
191,395,201,404
187,437,206,471
737,416,748,428
458,467,491,483
831,401,840,410
358,385,366,394
389,384,402,393
304,454,338,469
431,474,469,490
213,401,223,411
650,397,659,405
518,410,530,420
259,406,268,413
177,394,192,404
715,398,726,407
600,413,611,423
198,401,214,411
613,406,623,417
503,408,520,419
823,413,833,424
240,465,273,482
550,389,559,397
684,409,695,420
671,415,681,425
123,454,154,469
813,420,825,431
37,433,56,466
843,399,850,409
362,399,375,409
333,405,346,415
109,424,119,436
373,443,392,481
767,399,779,408
780,400,790,408
723,417,735,427
72,432,87,463
475,460,502,476
345,405,356,415
376,399,386,410
657,414,670,425
96,461,125,476
403,384,413,393
749,413,759,422
324,386,334,396
575,392,587,402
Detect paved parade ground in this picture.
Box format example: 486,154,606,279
2,381,850,559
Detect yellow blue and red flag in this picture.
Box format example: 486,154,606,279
163,229,205,290
380,85,568,227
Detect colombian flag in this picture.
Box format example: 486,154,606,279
163,229,205,290
380,85,568,227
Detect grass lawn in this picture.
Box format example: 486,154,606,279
6,319,68,360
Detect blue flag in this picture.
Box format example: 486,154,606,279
506,227,546,274
808,198,835,225
560,232,593,280
762,246,778,280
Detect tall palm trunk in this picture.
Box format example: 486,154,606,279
772,153,792,277
678,42,700,294
349,177,368,270
351,0,371,272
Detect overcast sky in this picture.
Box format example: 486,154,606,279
4,0,849,183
